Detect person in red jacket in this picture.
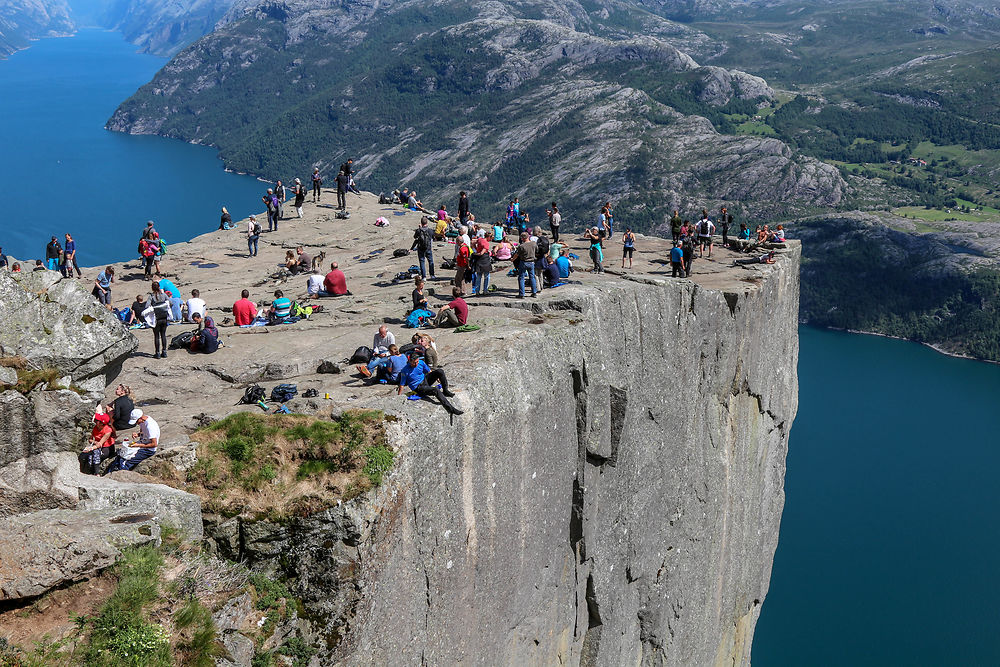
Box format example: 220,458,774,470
322,262,349,296
233,289,258,325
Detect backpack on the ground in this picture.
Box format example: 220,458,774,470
169,330,197,349
302,388,319,398
335,210,351,220
378,193,393,204
291,301,313,318
113,307,130,323
270,383,298,403
393,248,410,258
405,308,435,329
237,384,265,405
349,346,373,364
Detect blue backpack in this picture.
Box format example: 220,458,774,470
405,308,435,328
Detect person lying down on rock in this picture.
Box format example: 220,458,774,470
397,353,463,415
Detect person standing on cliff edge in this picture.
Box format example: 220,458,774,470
458,191,470,225
311,167,322,203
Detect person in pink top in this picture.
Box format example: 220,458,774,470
437,204,449,221
232,289,258,325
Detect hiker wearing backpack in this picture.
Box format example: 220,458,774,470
148,281,171,358
397,353,463,415
263,189,280,231
247,216,261,257
411,218,435,279
697,210,715,259
622,228,636,269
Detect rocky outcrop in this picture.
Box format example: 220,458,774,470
338,248,799,665
0,508,160,601
0,269,202,601
0,270,137,384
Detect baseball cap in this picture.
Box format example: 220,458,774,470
128,408,143,425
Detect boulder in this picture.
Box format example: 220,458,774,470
0,270,137,383
0,508,160,601
76,473,204,540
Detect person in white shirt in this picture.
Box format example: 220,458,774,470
306,273,325,297
109,408,159,472
185,289,206,322
696,211,716,259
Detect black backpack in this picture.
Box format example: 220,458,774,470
393,248,410,258
169,330,197,349
700,220,710,235
536,236,550,258
237,384,265,405
270,383,298,402
252,221,262,235
349,346,372,364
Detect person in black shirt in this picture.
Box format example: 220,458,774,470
340,159,353,178
45,236,62,271
219,207,232,230
335,171,350,210
458,191,470,224
107,383,135,435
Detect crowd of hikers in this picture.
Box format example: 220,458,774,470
0,160,789,468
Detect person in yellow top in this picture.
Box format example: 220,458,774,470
434,217,448,240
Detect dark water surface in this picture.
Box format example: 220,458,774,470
754,326,1000,665
0,29,266,267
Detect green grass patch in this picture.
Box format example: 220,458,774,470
147,410,392,519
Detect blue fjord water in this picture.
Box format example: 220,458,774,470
3,27,999,667
0,28,266,267
753,326,1000,665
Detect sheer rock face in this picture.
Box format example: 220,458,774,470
340,247,799,665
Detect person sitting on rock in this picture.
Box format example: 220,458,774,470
358,325,395,377
320,262,349,297
541,254,561,288
107,383,134,437
233,289,258,326
166,290,184,322
306,272,326,299
397,353,463,415
770,225,786,242
81,413,115,475
107,409,159,472
268,289,292,323
412,276,429,312
127,293,147,326
556,248,572,278
292,246,311,275
434,287,468,328
190,312,220,353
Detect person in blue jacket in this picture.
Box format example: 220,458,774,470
397,353,463,415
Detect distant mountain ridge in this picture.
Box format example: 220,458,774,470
0,0,72,56
106,0,845,231
0,0,232,57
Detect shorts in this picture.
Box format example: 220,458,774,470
623,247,634,257
698,235,712,243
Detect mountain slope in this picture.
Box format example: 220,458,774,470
0,0,72,56
106,0,845,228
96,0,234,56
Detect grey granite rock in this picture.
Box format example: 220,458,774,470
0,270,137,383
0,508,160,601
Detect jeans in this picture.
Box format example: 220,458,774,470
550,225,559,242
477,267,490,294
110,446,157,472
367,356,392,375
248,235,259,256
337,190,346,209
517,260,538,297
418,248,434,278
153,320,168,355
313,182,321,201
268,210,278,231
